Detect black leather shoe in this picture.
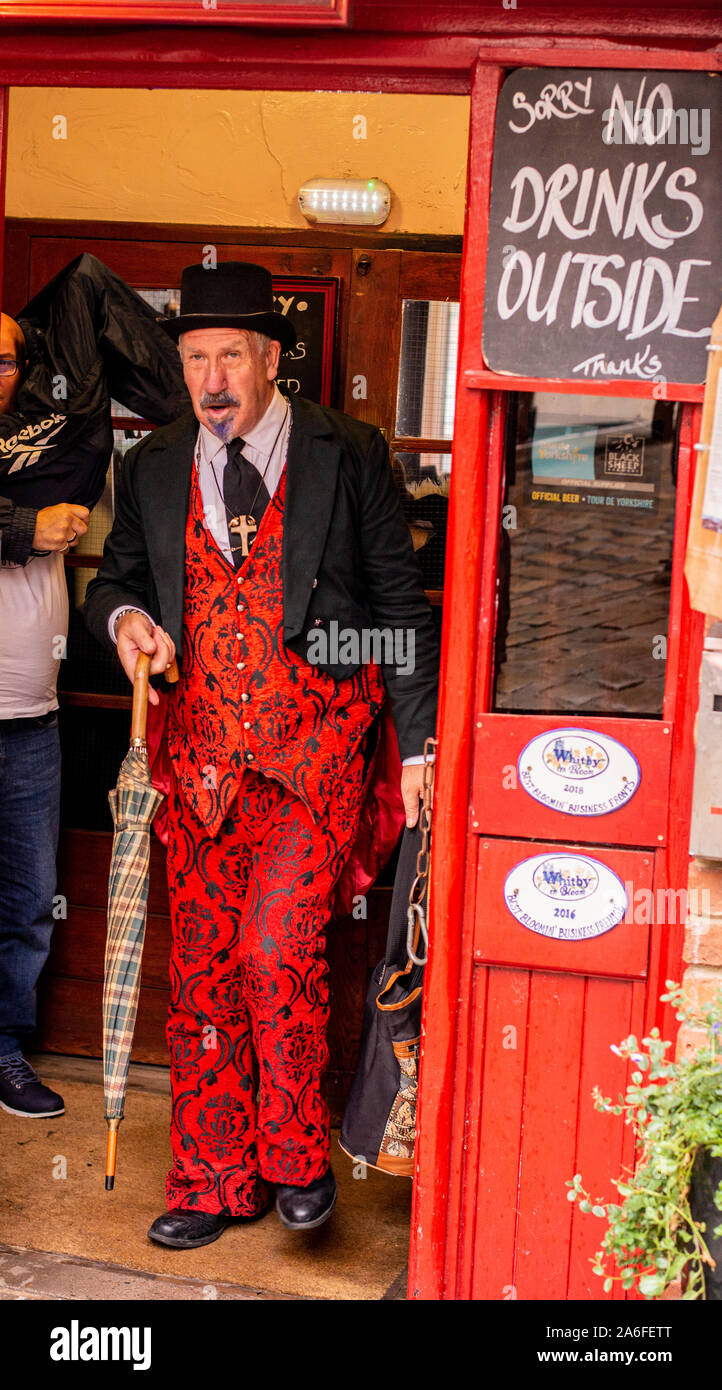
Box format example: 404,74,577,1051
275,1167,337,1231
0,1052,64,1117
147,1210,231,1249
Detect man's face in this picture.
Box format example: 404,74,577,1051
179,327,281,443
0,314,25,416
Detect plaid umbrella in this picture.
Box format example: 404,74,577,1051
103,651,177,1189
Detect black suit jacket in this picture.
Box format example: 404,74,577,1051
84,396,439,761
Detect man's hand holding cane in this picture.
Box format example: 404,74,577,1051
115,611,176,707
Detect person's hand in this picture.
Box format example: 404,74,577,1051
401,763,427,828
116,612,176,707
32,503,90,552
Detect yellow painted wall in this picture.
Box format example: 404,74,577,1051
6,88,469,234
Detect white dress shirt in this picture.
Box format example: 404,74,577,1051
196,383,292,562
108,386,426,765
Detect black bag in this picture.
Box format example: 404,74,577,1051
339,821,427,1177
1,252,188,511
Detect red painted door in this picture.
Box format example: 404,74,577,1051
409,58,706,1302
441,392,700,1302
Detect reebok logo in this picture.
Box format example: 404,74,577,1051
0,413,67,471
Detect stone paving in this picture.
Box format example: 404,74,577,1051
0,1055,408,1303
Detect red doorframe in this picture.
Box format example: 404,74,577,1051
0,10,719,1304
0,87,7,293
407,57,502,1301
0,10,719,90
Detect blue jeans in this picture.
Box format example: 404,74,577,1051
0,714,61,1057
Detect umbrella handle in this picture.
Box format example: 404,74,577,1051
131,651,179,744
105,1116,122,1191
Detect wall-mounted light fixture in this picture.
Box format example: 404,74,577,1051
297,177,391,226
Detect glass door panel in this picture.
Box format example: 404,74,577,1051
494,392,679,718
395,298,459,440
393,296,459,615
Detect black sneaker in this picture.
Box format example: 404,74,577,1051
0,1052,65,1117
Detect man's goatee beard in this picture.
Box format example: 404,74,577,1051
207,416,237,443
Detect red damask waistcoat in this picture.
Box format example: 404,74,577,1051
167,454,386,837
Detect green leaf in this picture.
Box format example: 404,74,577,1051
638,1274,665,1298
592,1205,607,1218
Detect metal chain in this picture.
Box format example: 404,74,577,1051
406,735,437,966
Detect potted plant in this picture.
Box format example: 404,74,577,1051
567,982,722,1300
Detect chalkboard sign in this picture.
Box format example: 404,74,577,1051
273,277,337,405
483,69,721,386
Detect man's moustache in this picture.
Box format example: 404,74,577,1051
200,393,240,408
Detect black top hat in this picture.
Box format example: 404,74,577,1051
162,261,296,352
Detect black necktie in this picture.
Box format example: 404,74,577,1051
223,437,271,568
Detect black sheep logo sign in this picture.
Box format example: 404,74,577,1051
483,69,721,386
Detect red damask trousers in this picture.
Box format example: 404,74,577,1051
164,749,367,1216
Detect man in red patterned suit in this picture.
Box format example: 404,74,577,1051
85,262,438,1247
